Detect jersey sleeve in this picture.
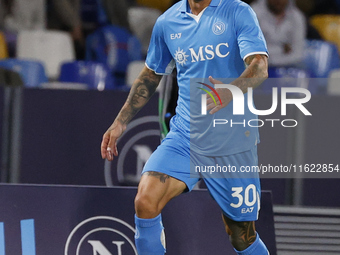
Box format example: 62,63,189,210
145,17,175,75
235,3,268,61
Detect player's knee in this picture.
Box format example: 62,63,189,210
134,193,161,218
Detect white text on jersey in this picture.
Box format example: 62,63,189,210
170,33,182,40
189,42,230,63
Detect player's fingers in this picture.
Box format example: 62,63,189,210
209,105,222,115
207,95,221,111
106,147,113,161
209,76,223,85
101,135,110,159
209,76,216,84
206,97,214,105
106,137,117,161
207,101,215,111
113,139,119,157
207,95,221,104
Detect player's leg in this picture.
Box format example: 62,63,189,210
222,216,256,250
135,171,187,218
200,145,269,254
134,171,187,255
222,216,268,255
134,131,198,255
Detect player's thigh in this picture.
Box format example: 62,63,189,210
136,171,187,212
135,131,198,217
142,130,199,192
202,146,261,222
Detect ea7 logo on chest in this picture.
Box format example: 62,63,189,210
170,33,182,40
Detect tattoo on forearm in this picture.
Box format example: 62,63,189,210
245,55,257,68
233,54,268,93
117,68,161,125
144,171,170,183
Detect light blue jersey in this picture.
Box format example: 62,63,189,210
146,0,268,156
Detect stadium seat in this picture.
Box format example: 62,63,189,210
259,67,310,93
303,40,340,93
126,61,145,87
0,59,47,87
304,40,340,78
328,69,340,95
16,30,75,79
59,61,115,90
0,32,8,59
126,60,163,92
310,15,340,51
268,67,309,79
128,6,162,56
85,24,142,87
40,82,88,90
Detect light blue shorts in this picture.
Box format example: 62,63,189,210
143,130,261,221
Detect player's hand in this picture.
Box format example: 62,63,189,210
101,122,126,161
206,76,233,114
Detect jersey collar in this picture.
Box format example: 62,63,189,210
177,0,222,13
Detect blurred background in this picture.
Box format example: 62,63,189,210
0,0,340,254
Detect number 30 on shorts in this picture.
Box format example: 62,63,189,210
230,184,257,208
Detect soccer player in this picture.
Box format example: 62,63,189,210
101,0,269,254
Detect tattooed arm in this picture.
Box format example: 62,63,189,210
234,54,269,92
101,66,162,161
207,54,268,114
